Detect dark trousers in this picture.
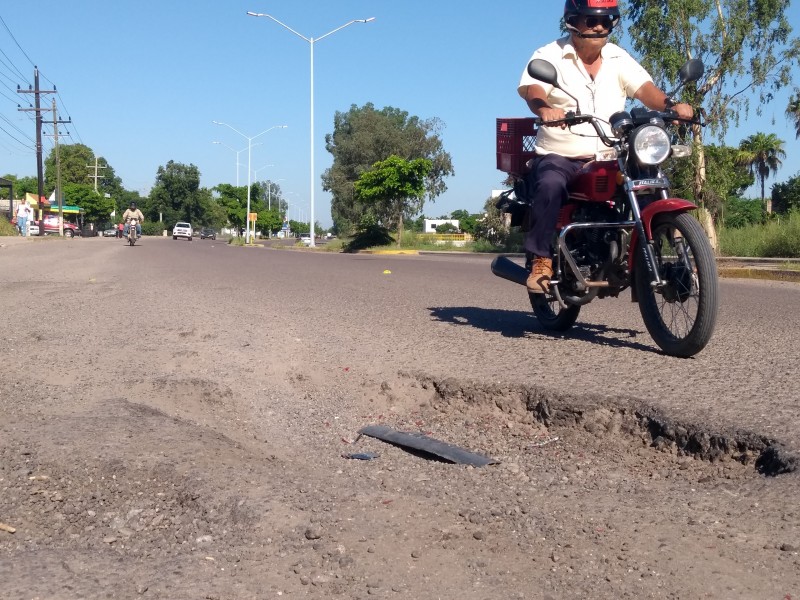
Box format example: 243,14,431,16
523,154,586,257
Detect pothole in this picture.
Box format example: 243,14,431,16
409,373,796,477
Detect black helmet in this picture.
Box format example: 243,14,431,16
129,202,137,209
564,0,620,27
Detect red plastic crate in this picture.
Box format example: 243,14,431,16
496,117,537,175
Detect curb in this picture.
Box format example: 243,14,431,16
357,249,420,255
717,268,800,283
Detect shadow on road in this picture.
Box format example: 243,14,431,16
428,306,661,354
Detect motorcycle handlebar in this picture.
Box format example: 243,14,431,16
659,109,705,127
533,110,704,143
533,112,615,145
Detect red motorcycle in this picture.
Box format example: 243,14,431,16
492,58,717,357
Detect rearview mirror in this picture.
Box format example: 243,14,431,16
527,59,559,86
679,59,704,84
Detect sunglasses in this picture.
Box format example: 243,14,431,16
582,15,616,29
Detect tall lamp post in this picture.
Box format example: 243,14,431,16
253,165,276,237
266,177,286,211
253,164,275,182
213,140,261,187
212,122,287,243
246,11,374,247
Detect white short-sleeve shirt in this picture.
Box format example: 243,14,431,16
518,37,652,158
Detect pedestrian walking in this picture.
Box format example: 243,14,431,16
15,199,32,236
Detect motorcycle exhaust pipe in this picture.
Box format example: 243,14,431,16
491,255,529,287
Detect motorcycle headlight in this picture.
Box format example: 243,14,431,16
631,125,671,165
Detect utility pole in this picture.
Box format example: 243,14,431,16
51,100,66,235
18,67,57,236
86,158,107,193
42,100,71,236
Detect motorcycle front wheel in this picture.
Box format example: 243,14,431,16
635,212,718,357
529,291,581,332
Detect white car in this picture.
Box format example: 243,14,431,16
173,222,193,241
299,233,312,246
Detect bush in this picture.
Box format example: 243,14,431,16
719,210,800,257
0,215,19,236
722,197,764,229
141,221,165,236
342,225,394,252
434,222,458,234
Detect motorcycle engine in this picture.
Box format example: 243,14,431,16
566,203,620,269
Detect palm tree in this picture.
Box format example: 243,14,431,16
737,133,786,214
787,94,800,140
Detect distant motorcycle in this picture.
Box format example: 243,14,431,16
493,58,718,357
127,218,139,246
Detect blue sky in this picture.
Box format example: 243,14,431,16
1,1,799,227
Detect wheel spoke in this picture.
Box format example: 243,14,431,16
651,223,701,339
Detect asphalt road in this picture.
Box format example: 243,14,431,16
5,235,799,456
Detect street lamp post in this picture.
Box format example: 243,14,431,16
212,121,287,243
212,140,261,187
253,166,276,237
253,164,275,182
267,177,286,211
246,11,374,247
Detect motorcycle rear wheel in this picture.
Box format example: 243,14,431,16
635,212,718,357
529,292,581,332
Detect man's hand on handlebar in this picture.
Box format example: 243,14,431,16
538,107,568,129
668,102,694,123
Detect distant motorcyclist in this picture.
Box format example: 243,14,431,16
122,203,144,238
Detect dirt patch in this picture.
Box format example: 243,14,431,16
2,239,799,599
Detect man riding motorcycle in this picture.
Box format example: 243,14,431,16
518,0,694,293
122,202,144,239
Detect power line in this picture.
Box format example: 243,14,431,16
0,52,28,85
0,15,36,70
0,122,32,148
0,112,34,142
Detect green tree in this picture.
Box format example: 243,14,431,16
404,214,426,234
450,209,480,235
323,103,454,235
43,144,124,200
737,133,786,213
44,144,94,190
787,93,800,139
61,183,115,225
625,0,800,213
435,222,459,234
722,197,764,228
149,161,207,225
771,172,800,215
665,144,754,219
0,175,37,199
214,183,246,235
473,196,507,247
288,219,309,235
354,155,432,247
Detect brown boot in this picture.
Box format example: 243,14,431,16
527,256,553,294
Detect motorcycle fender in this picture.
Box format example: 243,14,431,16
628,198,698,302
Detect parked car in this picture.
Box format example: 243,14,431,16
199,228,216,240
173,222,193,241
299,233,312,246
41,215,81,237
24,217,80,237
102,227,117,237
